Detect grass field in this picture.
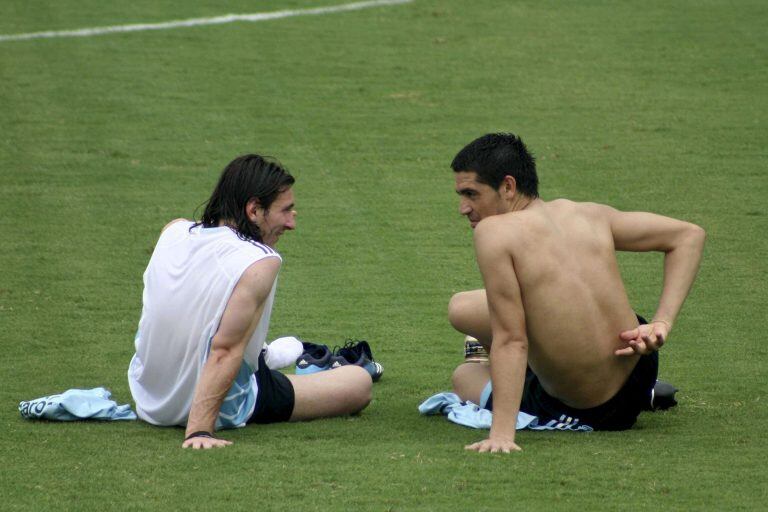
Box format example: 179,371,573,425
1,0,766,510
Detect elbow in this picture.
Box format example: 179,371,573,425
686,223,706,250
693,223,706,244
492,337,528,352
207,345,242,366
665,223,706,256
490,339,528,363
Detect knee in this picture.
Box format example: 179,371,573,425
451,362,490,402
347,366,373,412
451,363,471,392
448,292,470,330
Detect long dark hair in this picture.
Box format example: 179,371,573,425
194,154,295,242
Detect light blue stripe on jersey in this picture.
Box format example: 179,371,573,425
216,361,256,430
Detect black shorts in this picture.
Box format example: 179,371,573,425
515,352,658,430
487,315,659,431
247,352,295,424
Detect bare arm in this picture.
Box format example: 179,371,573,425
606,207,706,354
182,257,281,449
465,218,527,453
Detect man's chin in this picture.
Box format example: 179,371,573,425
264,233,285,247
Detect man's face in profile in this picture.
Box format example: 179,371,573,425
454,171,505,229
253,188,297,247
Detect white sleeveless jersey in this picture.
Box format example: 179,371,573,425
128,221,281,429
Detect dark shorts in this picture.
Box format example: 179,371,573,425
486,315,659,431
247,352,296,424
517,352,658,430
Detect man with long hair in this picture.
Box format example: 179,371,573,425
448,133,705,453
128,154,372,449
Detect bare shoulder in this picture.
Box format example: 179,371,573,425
238,256,282,296
549,198,614,215
241,256,282,280
547,199,618,226
161,218,189,234
215,255,283,346
474,213,519,242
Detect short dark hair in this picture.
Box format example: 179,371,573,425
451,133,538,198
195,154,295,242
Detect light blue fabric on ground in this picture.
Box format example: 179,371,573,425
217,361,256,430
19,387,137,421
479,380,493,409
418,392,593,432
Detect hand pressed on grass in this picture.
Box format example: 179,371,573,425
465,436,521,454
182,431,232,449
182,435,232,449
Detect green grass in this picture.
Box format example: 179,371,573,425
1,0,767,510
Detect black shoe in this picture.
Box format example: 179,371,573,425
651,380,678,410
294,342,332,375
330,340,383,382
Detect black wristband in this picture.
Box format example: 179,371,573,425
185,431,214,441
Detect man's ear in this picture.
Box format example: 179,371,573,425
245,198,262,223
501,175,517,198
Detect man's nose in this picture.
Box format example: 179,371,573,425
285,211,297,230
459,201,471,215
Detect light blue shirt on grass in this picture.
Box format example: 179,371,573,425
19,387,137,421
418,391,593,432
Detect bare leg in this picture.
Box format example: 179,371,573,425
448,289,492,348
286,366,372,421
451,362,491,405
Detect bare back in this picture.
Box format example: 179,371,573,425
502,199,640,407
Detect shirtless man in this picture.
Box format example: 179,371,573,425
447,133,705,453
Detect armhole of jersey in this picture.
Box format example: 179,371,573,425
203,250,282,364
157,220,193,247
217,243,282,281
162,218,188,234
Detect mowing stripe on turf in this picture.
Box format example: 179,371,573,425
0,0,413,43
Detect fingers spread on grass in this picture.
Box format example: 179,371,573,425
182,437,232,449
465,439,521,453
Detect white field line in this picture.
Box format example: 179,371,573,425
0,0,413,42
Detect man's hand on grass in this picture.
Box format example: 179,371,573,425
465,436,521,454
182,434,232,449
